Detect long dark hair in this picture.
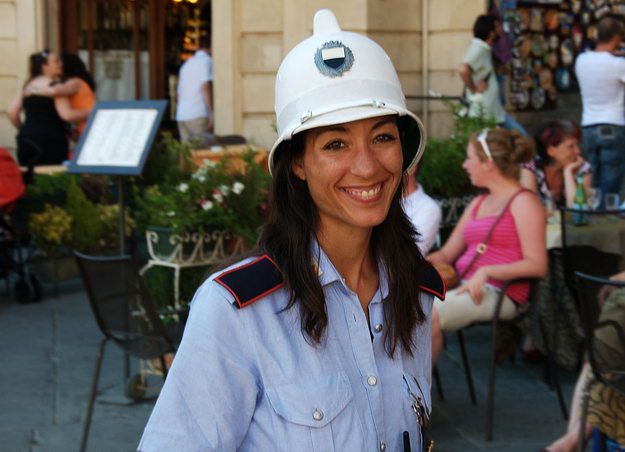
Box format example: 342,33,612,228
258,128,429,357
62,53,96,91
27,49,51,82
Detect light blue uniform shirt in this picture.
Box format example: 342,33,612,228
139,246,435,451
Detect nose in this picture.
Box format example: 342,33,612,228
350,140,379,178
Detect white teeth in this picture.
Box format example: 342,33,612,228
346,184,381,199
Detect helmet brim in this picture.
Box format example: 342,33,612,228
269,107,425,175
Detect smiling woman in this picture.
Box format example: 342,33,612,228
139,9,445,452
293,117,403,234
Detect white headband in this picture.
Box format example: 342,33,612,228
477,129,493,161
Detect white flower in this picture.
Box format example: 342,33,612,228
177,183,189,193
200,200,214,211
232,182,245,195
192,168,207,180
202,159,217,168
166,211,175,217
213,192,224,203
219,184,231,196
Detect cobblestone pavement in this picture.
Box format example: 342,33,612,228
1,281,578,452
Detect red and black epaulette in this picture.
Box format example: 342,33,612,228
419,263,446,300
215,255,284,309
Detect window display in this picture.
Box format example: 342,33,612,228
494,0,625,111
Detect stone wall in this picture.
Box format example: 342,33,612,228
213,0,485,148
0,0,47,152
1,1,486,151
426,0,485,137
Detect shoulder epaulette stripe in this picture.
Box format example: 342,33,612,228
215,254,284,309
419,264,446,300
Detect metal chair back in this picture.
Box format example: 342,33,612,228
574,271,625,398
74,252,177,359
558,208,624,295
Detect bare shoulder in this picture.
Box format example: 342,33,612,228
510,189,544,218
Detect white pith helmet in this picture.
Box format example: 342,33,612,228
269,8,426,175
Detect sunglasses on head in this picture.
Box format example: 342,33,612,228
477,129,493,161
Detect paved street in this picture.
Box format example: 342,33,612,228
1,280,578,452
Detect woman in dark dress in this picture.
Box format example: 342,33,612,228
7,50,89,166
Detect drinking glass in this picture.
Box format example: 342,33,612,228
587,187,602,211
545,196,558,224
605,193,620,211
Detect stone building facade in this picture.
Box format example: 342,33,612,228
0,0,485,151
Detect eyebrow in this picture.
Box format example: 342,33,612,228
315,117,397,136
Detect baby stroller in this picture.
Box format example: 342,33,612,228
0,147,41,303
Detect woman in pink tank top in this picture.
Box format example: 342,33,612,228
428,128,547,363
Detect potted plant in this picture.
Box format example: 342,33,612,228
27,178,135,285
134,149,271,264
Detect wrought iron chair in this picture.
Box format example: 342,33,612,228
546,209,624,413
454,278,545,441
74,252,185,452
574,272,625,452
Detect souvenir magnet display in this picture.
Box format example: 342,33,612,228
531,87,546,110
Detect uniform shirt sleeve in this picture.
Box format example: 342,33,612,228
138,280,259,452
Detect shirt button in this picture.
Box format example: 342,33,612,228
312,409,324,421
379,441,386,451
367,375,378,386
374,323,382,333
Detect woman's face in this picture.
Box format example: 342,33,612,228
42,53,63,77
292,116,403,235
462,142,489,187
547,136,580,167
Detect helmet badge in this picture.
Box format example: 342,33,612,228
314,41,354,78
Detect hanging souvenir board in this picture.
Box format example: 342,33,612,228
497,0,625,111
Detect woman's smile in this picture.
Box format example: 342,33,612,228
341,181,385,203
293,115,403,233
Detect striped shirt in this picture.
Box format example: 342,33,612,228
455,195,530,303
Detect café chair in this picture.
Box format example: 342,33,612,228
548,209,624,400
574,272,625,452
74,252,185,452
455,278,547,441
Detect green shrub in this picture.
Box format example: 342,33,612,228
65,180,105,253
419,101,496,199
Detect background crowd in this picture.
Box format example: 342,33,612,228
3,6,625,452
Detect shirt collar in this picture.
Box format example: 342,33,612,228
472,37,491,51
311,238,389,301
195,49,209,58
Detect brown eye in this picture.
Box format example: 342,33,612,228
323,140,345,151
373,133,397,144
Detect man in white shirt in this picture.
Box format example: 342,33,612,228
459,15,526,135
575,15,625,197
176,36,213,143
402,165,442,255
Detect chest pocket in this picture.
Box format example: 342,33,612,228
265,372,359,452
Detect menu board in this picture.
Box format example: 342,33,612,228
69,100,167,175
498,0,625,111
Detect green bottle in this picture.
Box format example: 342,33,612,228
572,173,589,226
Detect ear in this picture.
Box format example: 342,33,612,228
546,145,557,159
291,157,306,181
